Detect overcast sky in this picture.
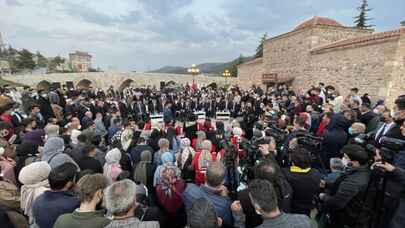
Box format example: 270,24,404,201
0,0,404,72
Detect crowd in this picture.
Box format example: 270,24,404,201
0,81,404,228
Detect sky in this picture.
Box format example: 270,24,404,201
0,0,404,72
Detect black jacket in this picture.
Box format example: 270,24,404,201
323,165,371,228
283,167,322,215
321,114,348,166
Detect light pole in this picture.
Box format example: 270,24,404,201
222,69,231,85
187,64,200,84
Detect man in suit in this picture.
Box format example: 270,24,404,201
375,110,395,144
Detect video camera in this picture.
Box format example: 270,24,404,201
295,131,323,152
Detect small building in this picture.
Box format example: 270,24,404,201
69,51,92,72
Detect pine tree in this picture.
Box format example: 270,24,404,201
255,33,268,58
354,0,374,28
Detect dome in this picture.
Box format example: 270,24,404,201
294,16,343,30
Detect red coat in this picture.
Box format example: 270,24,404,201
191,150,224,185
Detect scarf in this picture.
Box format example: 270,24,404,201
180,147,195,169
104,148,122,182
198,149,213,170
20,180,49,223
134,150,152,185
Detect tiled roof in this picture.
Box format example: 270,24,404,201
312,28,405,53
70,51,92,57
295,16,343,30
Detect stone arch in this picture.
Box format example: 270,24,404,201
118,79,135,91
37,80,52,91
76,79,93,90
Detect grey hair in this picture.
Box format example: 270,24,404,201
158,138,170,148
104,179,137,216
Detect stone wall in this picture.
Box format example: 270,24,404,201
307,38,399,99
3,72,228,90
237,58,264,89
262,28,313,85
387,33,405,106
310,26,372,48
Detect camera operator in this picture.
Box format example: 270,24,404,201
319,144,371,228
282,115,307,157
373,161,405,228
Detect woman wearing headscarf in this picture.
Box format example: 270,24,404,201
41,136,79,170
155,162,186,228
133,150,154,194
153,152,180,187
103,148,122,183
18,161,51,225
192,131,206,151
191,140,221,185
177,138,195,183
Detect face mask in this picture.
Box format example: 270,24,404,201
348,127,354,135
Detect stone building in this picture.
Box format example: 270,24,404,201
69,51,92,72
238,16,405,106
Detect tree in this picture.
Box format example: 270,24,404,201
48,56,65,72
36,51,48,68
354,0,374,28
230,54,244,77
16,49,35,71
255,33,268,58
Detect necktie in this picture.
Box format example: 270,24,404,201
376,123,388,143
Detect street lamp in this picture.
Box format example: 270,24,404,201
222,69,231,84
187,64,200,84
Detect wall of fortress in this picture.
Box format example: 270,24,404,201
2,72,228,90
306,38,399,99
237,58,264,89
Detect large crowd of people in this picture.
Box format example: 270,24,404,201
0,81,404,228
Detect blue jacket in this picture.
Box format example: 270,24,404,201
182,184,233,227
32,191,80,228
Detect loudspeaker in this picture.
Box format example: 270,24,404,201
66,81,74,90
160,81,165,90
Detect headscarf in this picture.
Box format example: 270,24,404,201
158,165,181,197
103,148,122,182
153,152,180,187
198,140,213,169
195,131,206,151
41,136,65,162
134,150,152,185
18,161,51,223
180,138,195,169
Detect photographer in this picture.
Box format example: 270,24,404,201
373,162,405,228
319,144,371,228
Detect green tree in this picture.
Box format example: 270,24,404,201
48,56,65,72
230,54,244,77
16,49,35,71
36,51,48,68
354,0,374,28
255,33,268,58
